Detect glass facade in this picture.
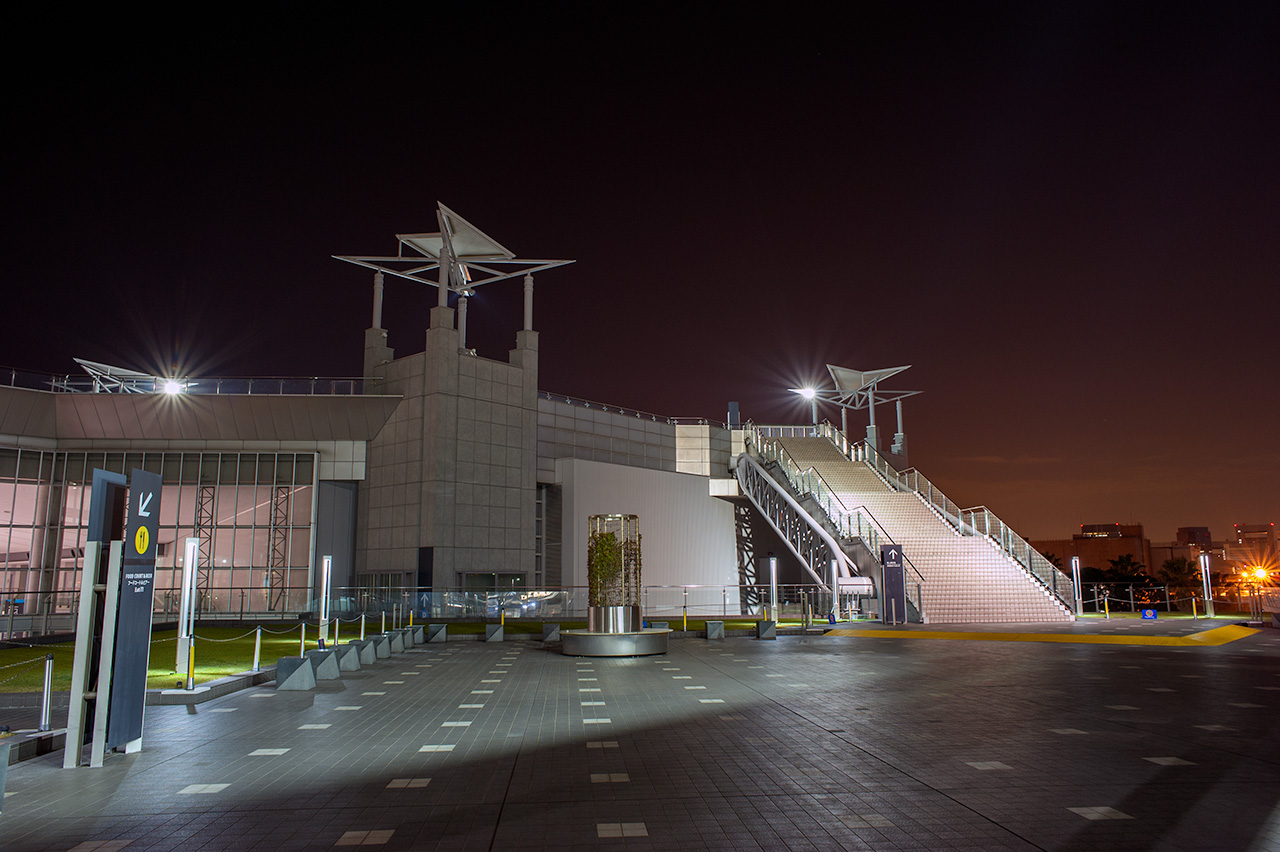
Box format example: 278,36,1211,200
0,448,316,618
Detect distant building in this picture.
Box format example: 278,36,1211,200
1030,523,1153,575
1228,523,1278,572
1150,527,1229,574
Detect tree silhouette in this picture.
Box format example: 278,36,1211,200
1159,556,1201,611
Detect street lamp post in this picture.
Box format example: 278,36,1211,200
1199,553,1215,618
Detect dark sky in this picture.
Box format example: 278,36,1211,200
4,4,1277,545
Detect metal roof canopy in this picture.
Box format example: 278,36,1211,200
333,202,574,294
826,364,919,409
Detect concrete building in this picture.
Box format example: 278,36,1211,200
1029,523,1154,575
0,205,1075,630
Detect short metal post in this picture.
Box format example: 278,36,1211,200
381,611,386,633
361,613,366,640
1191,598,1198,620
39,654,53,732
299,622,306,657
253,625,262,672
186,637,196,690
334,617,340,646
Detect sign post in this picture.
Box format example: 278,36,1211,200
107,469,162,754
881,544,906,625
64,468,162,767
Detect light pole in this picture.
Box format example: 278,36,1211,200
178,537,199,689
318,554,333,649
1071,556,1083,616
798,388,817,425
1199,553,1215,618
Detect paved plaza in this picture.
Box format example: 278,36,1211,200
2,618,1279,851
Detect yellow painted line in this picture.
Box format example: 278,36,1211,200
823,624,1258,647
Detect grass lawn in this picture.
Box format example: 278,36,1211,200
0,615,820,693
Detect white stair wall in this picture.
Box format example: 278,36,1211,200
776,437,1072,624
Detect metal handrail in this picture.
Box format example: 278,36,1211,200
819,424,1071,609
745,431,927,587
0,366,373,396
539,390,726,427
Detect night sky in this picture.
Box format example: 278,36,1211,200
4,4,1277,545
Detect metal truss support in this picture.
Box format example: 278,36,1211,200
733,454,857,591
194,485,215,612
267,486,290,612
733,503,763,613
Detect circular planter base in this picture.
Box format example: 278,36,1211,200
560,628,670,657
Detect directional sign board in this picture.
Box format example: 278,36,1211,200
881,544,907,624
106,469,162,750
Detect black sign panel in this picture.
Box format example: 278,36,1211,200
880,544,907,624
106,469,162,749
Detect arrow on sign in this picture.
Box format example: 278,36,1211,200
138,492,153,517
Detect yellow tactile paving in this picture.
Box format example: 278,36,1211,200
822,624,1258,646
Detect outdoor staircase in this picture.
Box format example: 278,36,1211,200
775,436,1072,624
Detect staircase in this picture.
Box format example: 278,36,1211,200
773,436,1072,624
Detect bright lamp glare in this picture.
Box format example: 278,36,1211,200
1254,567,1268,580
163,380,183,395
799,388,816,400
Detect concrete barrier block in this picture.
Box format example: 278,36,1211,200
706,620,725,640
401,627,416,647
411,625,425,644
486,624,504,643
335,643,362,671
427,624,447,643
389,632,405,654
350,638,377,666
542,623,561,642
276,657,316,690
373,635,392,658
650,621,669,630
305,649,341,680
756,620,776,640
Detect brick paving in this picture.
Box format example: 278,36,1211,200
1,620,1279,851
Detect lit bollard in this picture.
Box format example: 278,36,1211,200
334,617,340,646
39,654,53,732
361,613,366,640
252,625,262,672
186,637,196,690
381,612,386,633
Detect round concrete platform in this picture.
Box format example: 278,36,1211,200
560,628,670,657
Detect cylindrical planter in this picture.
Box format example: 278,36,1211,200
588,605,641,634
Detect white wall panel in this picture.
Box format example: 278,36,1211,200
556,458,738,615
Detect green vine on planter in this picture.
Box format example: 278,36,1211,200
588,530,624,607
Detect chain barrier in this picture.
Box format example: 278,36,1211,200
192,630,259,643
0,637,75,649
0,656,48,687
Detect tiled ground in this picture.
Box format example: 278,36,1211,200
2,620,1279,851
